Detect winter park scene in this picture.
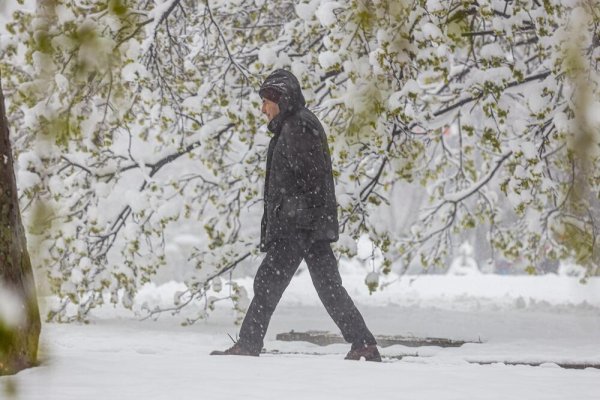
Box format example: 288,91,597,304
1,0,600,399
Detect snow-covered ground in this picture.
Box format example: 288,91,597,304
3,265,600,400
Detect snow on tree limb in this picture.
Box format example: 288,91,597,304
0,0,597,323
443,151,512,203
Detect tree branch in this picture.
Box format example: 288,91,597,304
433,71,551,117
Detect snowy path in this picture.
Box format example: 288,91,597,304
4,302,600,400
3,274,600,399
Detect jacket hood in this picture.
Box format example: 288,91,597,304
259,69,306,115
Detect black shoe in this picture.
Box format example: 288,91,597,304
345,344,382,362
210,342,259,357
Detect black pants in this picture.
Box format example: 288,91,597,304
238,234,377,354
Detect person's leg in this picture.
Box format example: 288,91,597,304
304,240,377,347
236,238,304,354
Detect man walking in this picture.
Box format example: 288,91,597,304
210,69,381,362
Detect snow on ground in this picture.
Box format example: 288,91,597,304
3,265,600,400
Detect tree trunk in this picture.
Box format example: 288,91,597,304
0,74,41,375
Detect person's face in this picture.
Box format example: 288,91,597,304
261,97,280,122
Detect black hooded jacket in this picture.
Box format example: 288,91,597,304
259,69,339,251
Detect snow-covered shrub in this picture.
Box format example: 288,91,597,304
447,242,480,276
557,263,587,279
